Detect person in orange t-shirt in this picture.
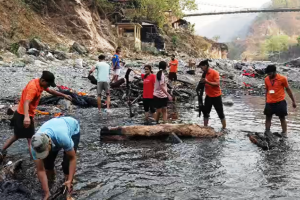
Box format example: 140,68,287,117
199,60,226,129
264,65,296,138
0,71,72,162
168,54,178,87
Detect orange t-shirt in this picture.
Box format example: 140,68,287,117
265,74,288,103
205,68,222,97
17,78,47,117
169,60,178,73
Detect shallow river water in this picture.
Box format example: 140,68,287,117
1,66,300,200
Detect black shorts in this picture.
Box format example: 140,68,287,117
203,95,225,120
168,72,177,81
44,133,80,175
13,111,35,139
264,100,287,118
143,98,156,113
154,96,168,109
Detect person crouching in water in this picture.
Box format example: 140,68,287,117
199,60,226,129
132,65,156,123
30,117,80,200
264,65,296,138
154,61,172,124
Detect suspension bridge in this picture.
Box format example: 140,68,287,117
184,1,300,17
184,8,300,17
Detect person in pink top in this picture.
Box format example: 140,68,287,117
154,61,172,124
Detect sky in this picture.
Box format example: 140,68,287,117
185,0,272,40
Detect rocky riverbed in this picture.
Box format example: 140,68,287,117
1,47,300,199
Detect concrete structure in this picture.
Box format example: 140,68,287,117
116,23,142,51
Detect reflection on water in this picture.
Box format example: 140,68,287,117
1,93,300,199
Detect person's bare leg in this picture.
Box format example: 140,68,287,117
280,117,287,134
155,109,161,123
27,138,33,159
97,96,102,112
145,112,149,121
106,95,111,109
2,135,18,151
115,75,119,82
221,119,226,129
152,112,157,120
265,116,272,131
204,118,209,127
162,108,167,123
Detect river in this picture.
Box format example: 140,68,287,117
1,66,300,199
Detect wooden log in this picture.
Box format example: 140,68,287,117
101,124,221,138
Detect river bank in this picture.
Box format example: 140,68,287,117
1,54,300,199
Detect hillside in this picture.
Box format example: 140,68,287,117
0,0,227,59
228,0,300,61
0,0,115,52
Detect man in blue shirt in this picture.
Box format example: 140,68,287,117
89,54,111,113
30,117,80,200
111,48,121,83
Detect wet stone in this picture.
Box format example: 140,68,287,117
12,61,25,68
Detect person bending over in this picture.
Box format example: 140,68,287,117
31,117,80,200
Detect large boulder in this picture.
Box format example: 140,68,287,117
45,52,55,61
18,39,30,49
74,59,83,68
17,46,26,58
12,61,26,68
71,42,87,55
21,55,35,64
53,50,67,60
29,38,46,50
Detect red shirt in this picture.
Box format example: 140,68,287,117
141,74,156,99
17,78,48,117
205,68,222,97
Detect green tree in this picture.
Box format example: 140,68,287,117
272,0,300,8
212,35,220,42
261,35,290,55
297,36,300,46
136,0,197,27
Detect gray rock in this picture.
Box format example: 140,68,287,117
17,46,26,58
0,57,3,61
74,59,83,68
82,60,88,68
18,39,30,49
72,42,87,55
58,99,71,111
45,52,55,61
29,38,46,50
223,99,234,106
21,55,35,64
12,61,25,68
53,50,67,60
0,62,10,67
37,56,47,63
184,103,192,108
27,48,39,56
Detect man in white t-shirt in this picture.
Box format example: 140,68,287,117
89,55,111,113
